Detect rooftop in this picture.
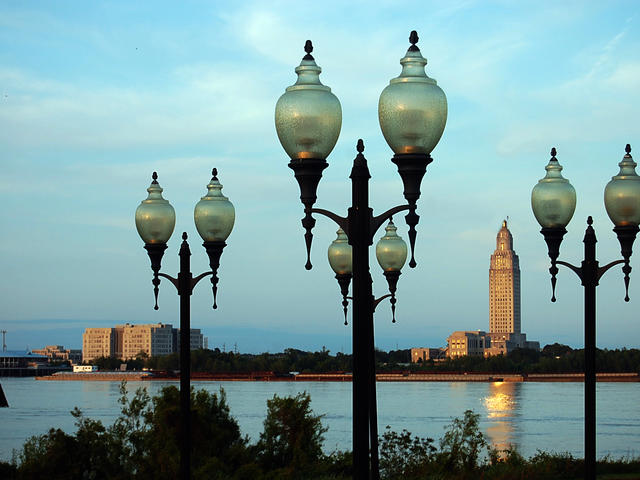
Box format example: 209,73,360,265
0,350,48,359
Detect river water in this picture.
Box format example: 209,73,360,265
1,378,639,461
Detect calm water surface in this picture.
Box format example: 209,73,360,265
1,378,639,460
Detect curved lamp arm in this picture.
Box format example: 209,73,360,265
555,260,582,279
371,205,411,238
192,271,214,290
157,272,179,290
158,271,216,295
598,259,632,301
556,259,629,283
597,259,625,281
373,294,392,311
310,208,348,233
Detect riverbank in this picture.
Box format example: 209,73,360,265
34,371,640,382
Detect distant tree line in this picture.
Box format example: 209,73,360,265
410,344,640,374
85,343,640,375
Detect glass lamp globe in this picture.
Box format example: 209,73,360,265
376,220,408,271
135,172,176,244
604,145,640,227
275,40,342,161
194,169,235,242
328,228,352,275
378,31,447,155
531,148,577,229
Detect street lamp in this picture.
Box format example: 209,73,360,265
531,145,640,480
135,169,235,480
275,31,446,479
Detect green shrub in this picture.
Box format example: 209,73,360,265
379,426,436,479
437,409,488,473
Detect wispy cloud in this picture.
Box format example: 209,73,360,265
0,63,277,152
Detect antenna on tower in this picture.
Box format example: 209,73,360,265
1,330,6,352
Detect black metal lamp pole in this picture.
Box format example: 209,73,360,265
298,141,427,479
149,233,226,480
276,32,446,480
541,217,637,480
179,239,192,480
136,170,234,480
533,146,640,480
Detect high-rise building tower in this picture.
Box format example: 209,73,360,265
442,219,538,358
489,220,521,335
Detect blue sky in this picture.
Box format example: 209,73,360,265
1,0,639,353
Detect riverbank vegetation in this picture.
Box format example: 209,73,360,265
1,383,638,479
87,344,640,375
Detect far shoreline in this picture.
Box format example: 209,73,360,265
34,371,640,382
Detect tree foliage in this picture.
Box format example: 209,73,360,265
87,344,640,376
437,410,488,472
379,427,436,479
6,382,251,480
409,345,640,374
257,392,327,478
3,383,345,480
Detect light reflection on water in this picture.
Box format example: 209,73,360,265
1,378,639,461
484,381,520,453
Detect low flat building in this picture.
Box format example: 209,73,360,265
447,331,491,358
485,332,540,357
1,350,51,376
0,350,48,369
32,345,82,364
410,347,447,363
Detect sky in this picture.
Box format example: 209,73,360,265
1,0,640,354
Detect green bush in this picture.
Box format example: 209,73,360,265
379,426,436,479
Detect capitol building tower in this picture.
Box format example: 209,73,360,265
443,219,539,358
485,219,539,355
489,220,521,335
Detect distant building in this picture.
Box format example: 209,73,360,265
0,350,48,370
174,328,204,353
82,323,203,362
410,347,447,363
447,331,491,358
441,220,539,359
490,220,521,335
82,328,118,362
32,345,82,364
118,323,174,360
487,220,539,354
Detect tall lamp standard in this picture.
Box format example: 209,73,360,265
135,169,235,480
275,31,447,479
531,146,640,480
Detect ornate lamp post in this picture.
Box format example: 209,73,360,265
275,31,446,479
135,169,235,480
531,145,640,480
